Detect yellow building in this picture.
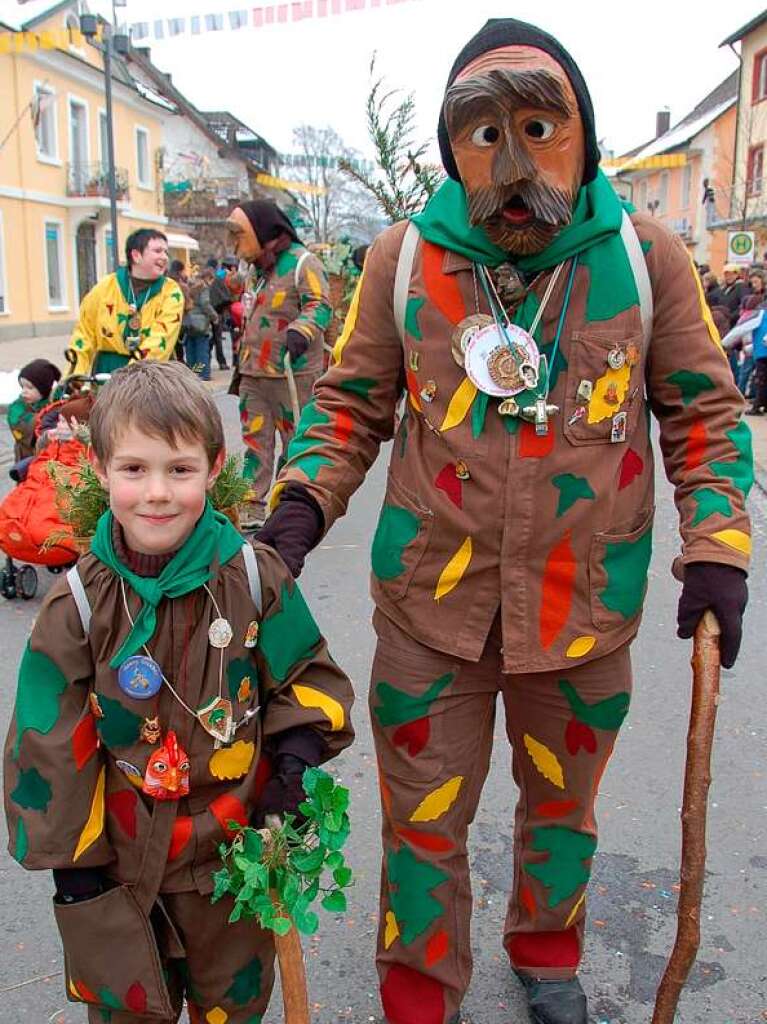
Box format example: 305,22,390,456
0,1,177,340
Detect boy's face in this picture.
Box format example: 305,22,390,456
93,425,224,556
19,377,43,405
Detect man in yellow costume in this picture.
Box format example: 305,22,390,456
67,229,184,375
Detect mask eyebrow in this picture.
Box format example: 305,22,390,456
445,66,572,132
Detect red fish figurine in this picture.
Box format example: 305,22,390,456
142,731,190,801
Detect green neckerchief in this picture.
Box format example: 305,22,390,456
115,266,166,350
7,396,44,431
90,500,244,669
412,169,625,271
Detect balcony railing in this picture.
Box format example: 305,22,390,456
66,162,130,200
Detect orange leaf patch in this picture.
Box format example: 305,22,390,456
539,530,576,649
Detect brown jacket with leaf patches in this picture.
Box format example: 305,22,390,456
3,544,354,893
277,214,752,673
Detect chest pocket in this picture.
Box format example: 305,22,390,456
562,331,644,446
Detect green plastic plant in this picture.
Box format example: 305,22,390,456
211,767,353,936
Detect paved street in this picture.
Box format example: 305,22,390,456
0,392,765,1024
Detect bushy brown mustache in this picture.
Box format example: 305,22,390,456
466,180,574,230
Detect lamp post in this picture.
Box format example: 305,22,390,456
79,13,129,271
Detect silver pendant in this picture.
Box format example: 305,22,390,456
465,323,541,398
520,399,559,436
607,347,626,370
208,617,233,649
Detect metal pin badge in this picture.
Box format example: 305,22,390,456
420,380,437,403
455,460,470,481
576,379,593,403
607,347,626,370
208,618,233,649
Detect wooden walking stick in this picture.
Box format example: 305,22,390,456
284,353,302,429
264,814,311,1024
652,610,721,1024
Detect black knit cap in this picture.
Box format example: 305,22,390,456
437,18,601,185
19,358,61,400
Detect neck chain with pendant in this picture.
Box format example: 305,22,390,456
125,278,151,352
118,579,258,748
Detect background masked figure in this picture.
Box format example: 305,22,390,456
257,19,752,1024
227,201,332,529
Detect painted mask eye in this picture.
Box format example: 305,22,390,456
179,761,190,773
153,761,168,773
471,125,500,147
524,119,555,140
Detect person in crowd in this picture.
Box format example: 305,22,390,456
225,200,332,529
702,270,724,308
3,359,354,1024
66,229,183,375
720,263,748,327
746,268,766,308
6,358,61,481
182,271,218,381
208,268,233,372
256,18,752,1024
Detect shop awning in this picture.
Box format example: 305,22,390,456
166,232,199,251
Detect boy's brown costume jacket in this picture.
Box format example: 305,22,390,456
4,543,354,892
279,213,752,673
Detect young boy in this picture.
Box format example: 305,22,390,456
3,360,354,1023
6,358,61,466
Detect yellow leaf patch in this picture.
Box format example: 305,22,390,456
440,377,477,432
209,740,255,781
587,365,630,424
410,776,464,822
73,765,106,861
523,734,564,790
292,684,345,731
564,890,586,928
306,268,323,298
712,529,751,556
332,272,364,366
435,536,472,601
384,910,400,949
565,635,596,659
271,290,286,310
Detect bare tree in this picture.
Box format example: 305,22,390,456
287,125,382,244
340,54,444,223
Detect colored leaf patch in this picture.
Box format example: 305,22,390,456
339,377,377,401
209,793,248,838
227,658,255,703
292,684,345,730
539,531,576,649
106,788,137,840
125,982,147,1014
381,964,445,1024
434,464,463,508
666,370,715,406
552,474,595,517
73,766,106,861
409,776,463,822
374,672,454,727
405,297,425,340
712,529,751,555
422,241,465,324
11,767,52,811
618,448,644,490
96,694,143,748
597,528,652,619
565,635,596,659
524,735,564,790
393,716,430,756
72,712,99,770
691,487,733,526
710,422,754,497
13,645,68,758
396,827,454,853
434,536,472,601
559,679,630,730
387,845,449,944
258,581,321,682
440,378,477,431
685,420,707,472
226,957,262,1005
209,740,255,780
13,819,28,864
384,909,399,949
168,816,194,862
565,719,597,755
535,799,579,819
525,826,597,908
425,928,449,967
371,504,421,581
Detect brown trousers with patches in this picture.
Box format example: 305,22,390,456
85,889,275,1023
370,610,632,1024
239,373,317,515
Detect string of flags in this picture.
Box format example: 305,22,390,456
129,0,420,41
278,154,375,174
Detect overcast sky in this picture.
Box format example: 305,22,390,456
4,0,760,164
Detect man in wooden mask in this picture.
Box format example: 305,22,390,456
258,18,752,1024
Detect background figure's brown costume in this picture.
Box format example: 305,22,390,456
239,242,331,516
4,543,354,1023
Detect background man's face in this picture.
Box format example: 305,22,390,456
445,45,585,255
131,238,169,280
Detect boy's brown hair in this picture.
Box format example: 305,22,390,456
89,361,225,466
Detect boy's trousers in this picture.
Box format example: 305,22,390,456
370,610,632,1024
87,889,275,1024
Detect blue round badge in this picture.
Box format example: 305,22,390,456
117,655,163,700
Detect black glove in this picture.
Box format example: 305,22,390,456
53,867,107,904
253,754,310,828
285,329,309,363
255,484,324,578
677,562,748,669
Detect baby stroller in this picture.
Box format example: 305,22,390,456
0,370,105,600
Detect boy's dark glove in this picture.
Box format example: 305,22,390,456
677,562,748,669
286,329,309,362
53,867,107,904
253,755,310,828
255,485,324,578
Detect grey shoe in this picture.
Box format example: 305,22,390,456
514,971,587,1024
